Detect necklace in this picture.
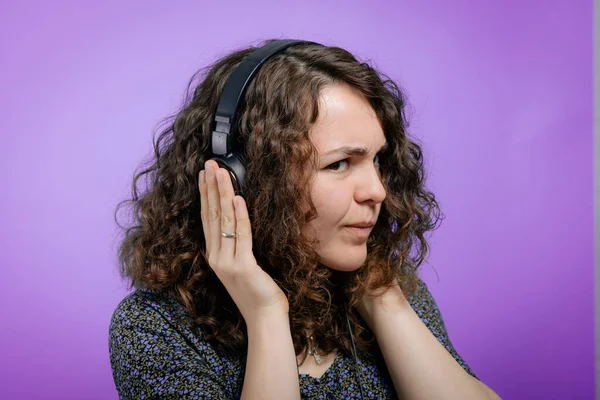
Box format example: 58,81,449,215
307,335,323,365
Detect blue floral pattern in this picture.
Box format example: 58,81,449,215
109,279,477,399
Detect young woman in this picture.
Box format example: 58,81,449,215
109,39,500,399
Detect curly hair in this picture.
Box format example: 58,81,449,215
114,39,443,361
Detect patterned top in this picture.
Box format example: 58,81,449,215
109,279,478,399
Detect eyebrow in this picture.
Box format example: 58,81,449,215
322,142,389,157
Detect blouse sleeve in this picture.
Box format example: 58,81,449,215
108,293,233,399
408,278,479,380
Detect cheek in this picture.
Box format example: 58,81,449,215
312,192,334,220
313,198,346,233
306,177,351,232
302,196,335,239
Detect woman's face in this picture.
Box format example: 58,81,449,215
302,83,387,272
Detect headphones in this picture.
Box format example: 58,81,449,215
208,39,320,197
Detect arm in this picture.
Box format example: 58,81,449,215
359,279,501,400
241,311,301,400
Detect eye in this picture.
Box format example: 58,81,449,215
324,159,349,172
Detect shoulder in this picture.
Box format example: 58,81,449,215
110,289,153,323
109,288,193,335
110,287,179,316
108,289,246,398
108,287,242,365
407,278,440,316
108,287,209,363
406,277,449,338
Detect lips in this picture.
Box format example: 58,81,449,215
346,222,375,228
344,223,374,240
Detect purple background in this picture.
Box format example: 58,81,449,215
0,1,593,399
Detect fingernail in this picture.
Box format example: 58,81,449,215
206,163,213,180
216,169,223,184
199,170,205,184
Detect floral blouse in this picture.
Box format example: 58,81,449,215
109,279,478,399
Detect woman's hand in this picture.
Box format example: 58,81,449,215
199,160,289,323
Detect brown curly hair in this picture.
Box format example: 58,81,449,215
114,39,443,361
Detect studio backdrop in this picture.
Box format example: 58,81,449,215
0,1,593,399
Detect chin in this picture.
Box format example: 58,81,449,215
319,249,367,272
326,263,363,272
317,238,367,272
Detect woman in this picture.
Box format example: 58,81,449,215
109,39,500,399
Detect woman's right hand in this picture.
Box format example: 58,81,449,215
199,160,289,323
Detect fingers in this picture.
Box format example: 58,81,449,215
204,161,222,258
233,195,253,258
200,160,246,264
216,168,237,257
199,169,210,255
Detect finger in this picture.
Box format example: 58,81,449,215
216,168,237,258
233,195,253,258
199,169,211,256
205,160,222,256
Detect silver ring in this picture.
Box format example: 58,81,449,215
221,231,236,239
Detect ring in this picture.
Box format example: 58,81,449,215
221,231,236,239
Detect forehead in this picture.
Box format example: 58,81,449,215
310,84,385,152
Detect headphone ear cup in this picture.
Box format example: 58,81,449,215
210,152,247,197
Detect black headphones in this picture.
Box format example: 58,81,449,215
208,39,320,197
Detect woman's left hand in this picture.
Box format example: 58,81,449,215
356,279,410,330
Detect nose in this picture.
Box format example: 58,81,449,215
354,164,386,205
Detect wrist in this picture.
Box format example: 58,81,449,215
246,308,290,336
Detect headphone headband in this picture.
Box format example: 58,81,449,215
211,39,319,156
209,39,321,196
